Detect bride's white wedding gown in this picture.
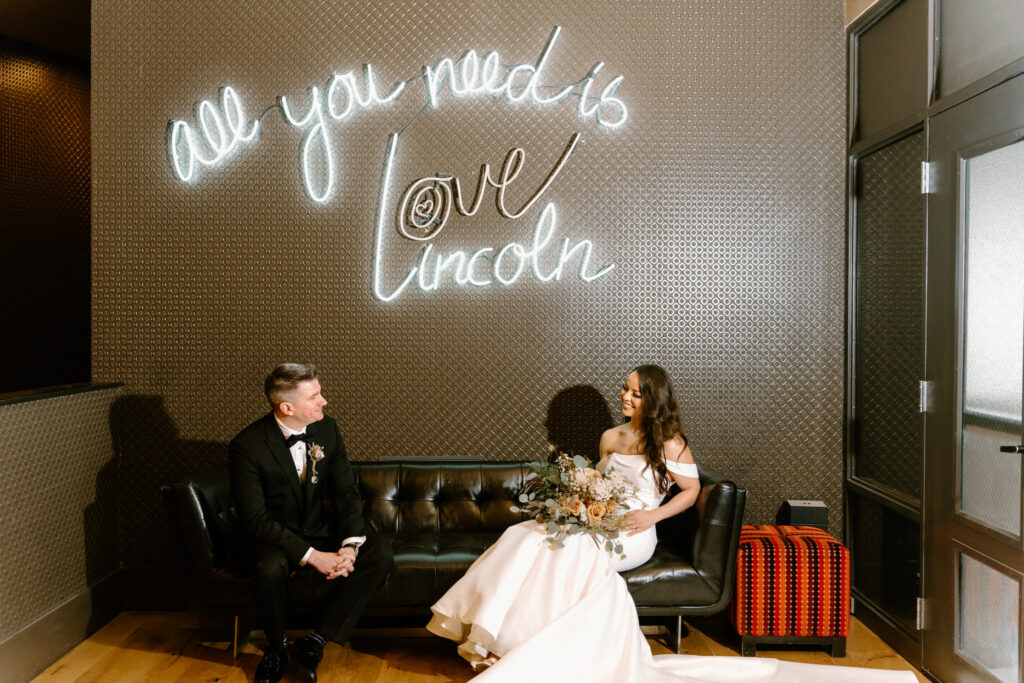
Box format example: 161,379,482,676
427,453,917,682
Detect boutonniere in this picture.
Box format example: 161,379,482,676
309,443,325,484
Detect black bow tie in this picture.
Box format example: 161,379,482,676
284,433,311,448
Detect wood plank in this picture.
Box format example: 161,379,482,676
33,612,925,682
32,614,142,682
71,626,193,682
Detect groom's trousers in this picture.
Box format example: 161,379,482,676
244,535,392,648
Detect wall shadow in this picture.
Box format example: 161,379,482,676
83,454,121,633
543,385,615,463
110,394,227,602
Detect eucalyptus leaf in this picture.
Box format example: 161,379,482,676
545,498,555,507
509,505,520,513
519,493,528,503
572,455,589,468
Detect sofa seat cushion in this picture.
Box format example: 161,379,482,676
370,532,504,606
623,544,719,608
198,567,254,611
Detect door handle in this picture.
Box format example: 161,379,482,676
999,445,1024,453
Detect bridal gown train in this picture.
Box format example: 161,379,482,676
427,453,917,682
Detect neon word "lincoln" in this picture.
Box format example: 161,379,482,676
166,26,628,204
373,134,614,302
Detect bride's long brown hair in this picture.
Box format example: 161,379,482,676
633,364,688,492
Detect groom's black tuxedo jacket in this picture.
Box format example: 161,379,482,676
228,412,364,565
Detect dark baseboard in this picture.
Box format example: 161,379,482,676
122,565,187,610
0,570,123,683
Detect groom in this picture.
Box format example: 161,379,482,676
229,363,391,683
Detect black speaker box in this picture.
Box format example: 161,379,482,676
776,499,828,531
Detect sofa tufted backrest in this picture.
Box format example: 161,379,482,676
353,461,532,535
164,460,744,586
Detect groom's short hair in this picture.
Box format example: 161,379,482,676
264,363,318,408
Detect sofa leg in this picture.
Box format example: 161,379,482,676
231,615,252,659
830,637,846,658
674,616,683,653
740,637,756,657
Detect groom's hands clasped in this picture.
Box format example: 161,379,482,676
308,547,357,579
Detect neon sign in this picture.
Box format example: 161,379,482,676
166,27,627,201
397,133,580,241
166,26,624,301
168,86,259,184
374,134,614,302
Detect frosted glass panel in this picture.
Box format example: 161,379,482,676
960,139,1024,536
957,553,1020,683
854,134,924,498
962,424,1021,533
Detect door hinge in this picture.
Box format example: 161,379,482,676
921,161,936,194
916,597,926,630
919,380,934,413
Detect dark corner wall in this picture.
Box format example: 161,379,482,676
89,0,846,603
0,37,90,393
0,31,111,682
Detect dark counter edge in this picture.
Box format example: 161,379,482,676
0,382,124,407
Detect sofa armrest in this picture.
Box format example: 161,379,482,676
691,479,745,594
162,481,218,589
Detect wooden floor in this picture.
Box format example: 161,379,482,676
34,612,927,682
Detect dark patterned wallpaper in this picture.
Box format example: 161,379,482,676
0,388,121,643
92,0,846,567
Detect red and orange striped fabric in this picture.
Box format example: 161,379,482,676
729,525,850,637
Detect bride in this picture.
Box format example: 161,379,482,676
427,365,917,682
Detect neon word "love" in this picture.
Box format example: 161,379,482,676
166,26,628,204
373,134,615,302
398,133,580,241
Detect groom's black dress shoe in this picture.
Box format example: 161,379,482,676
288,634,326,682
254,648,287,683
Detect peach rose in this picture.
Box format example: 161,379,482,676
562,497,583,516
587,501,608,521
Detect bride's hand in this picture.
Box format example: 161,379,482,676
623,509,660,536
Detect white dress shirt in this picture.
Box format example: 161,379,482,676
274,416,365,565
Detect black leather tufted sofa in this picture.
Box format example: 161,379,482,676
162,459,745,653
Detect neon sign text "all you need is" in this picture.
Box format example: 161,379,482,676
167,26,627,301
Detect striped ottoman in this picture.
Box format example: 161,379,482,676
729,525,849,657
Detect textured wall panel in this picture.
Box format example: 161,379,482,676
853,133,925,499
0,388,121,643
0,39,91,393
92,0,846,567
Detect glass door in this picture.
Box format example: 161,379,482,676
925,73,1024,683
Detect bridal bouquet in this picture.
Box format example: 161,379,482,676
511,449,637,558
